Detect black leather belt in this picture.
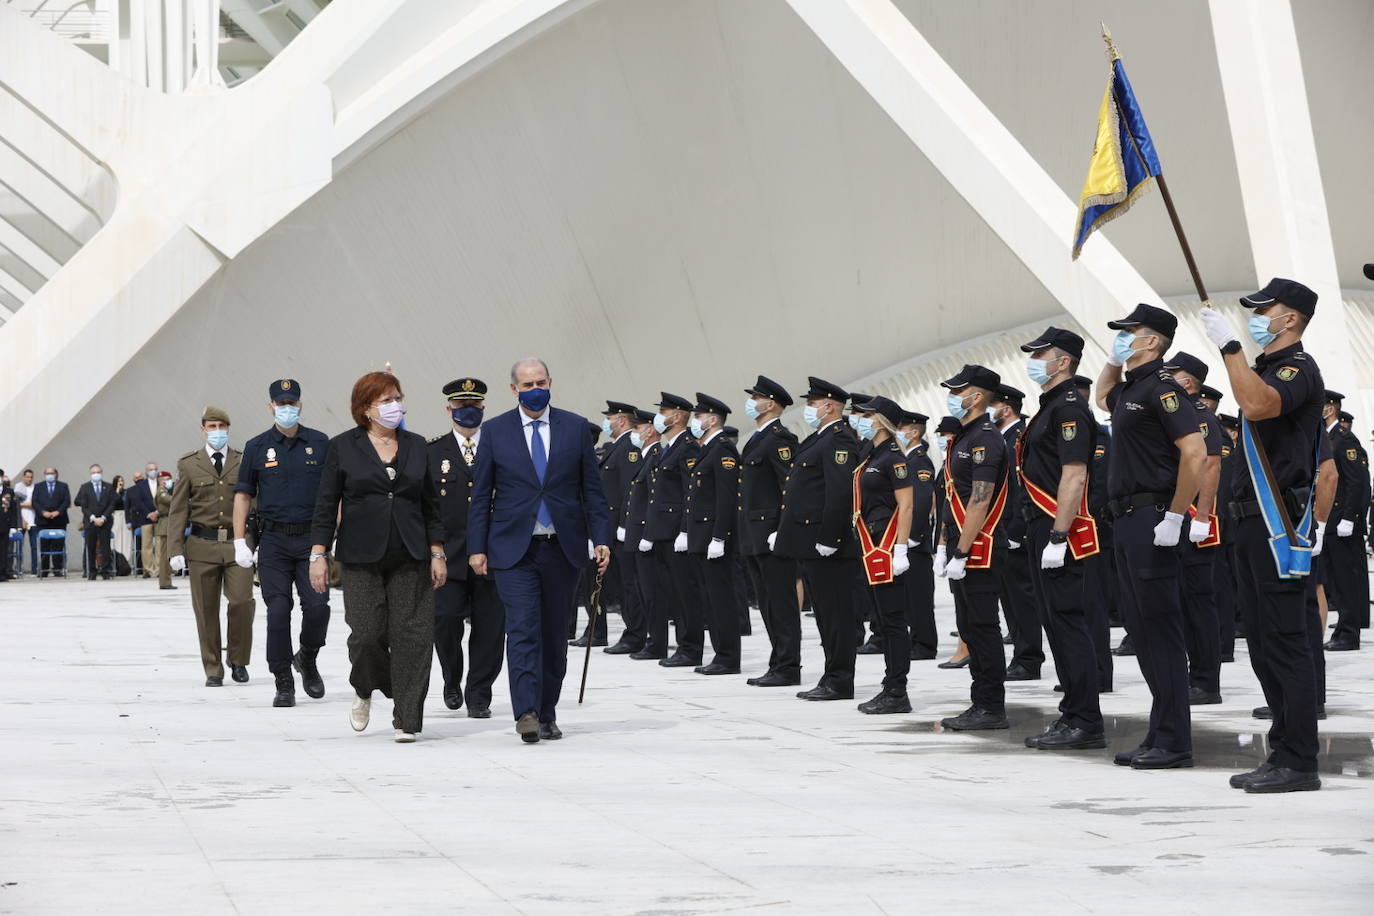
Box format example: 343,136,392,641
532,533,557,541
1105,491,1173,521
1228,488,1310,523
260,519,311,536
190,524,231,542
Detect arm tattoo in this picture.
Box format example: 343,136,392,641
970,480,995,505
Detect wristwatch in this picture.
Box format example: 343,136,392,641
431,551,446,560
309,553,327,563
948,546,969,561
1048,530,1069,545
1220,339,1242,356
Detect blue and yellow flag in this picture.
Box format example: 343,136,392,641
1071,57,1163,259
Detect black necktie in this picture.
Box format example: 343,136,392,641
213,452,223,475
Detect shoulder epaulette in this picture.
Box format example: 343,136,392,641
427,434,445,444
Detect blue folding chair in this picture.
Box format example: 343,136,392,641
7,530,21,577
38,529,67,577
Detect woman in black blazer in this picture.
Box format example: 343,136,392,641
310,371,445,742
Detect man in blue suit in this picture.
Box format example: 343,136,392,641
31,467,71,576
468,358,612,743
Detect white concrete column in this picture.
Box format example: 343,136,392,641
1209,0,1355,393
782,0,1213,364
187,0,225,90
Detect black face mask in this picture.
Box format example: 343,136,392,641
452,406,484,428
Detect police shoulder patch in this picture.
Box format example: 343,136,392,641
1276,366,1299,382
685,458,697,470
721,456,737,470
1159,391,1180,413
777,446,792,462
834,451,848,466
1221,446,1231,457
1199,423,1209,439
917,469,933,481
1094,445,1105,458
628,451,639,463
1060,420,1077,441
1348,448,1358,461
972,446,986,464
894,464,908,480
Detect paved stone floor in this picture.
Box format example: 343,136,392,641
2,574,1372,914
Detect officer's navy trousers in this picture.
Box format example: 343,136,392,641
258,530,329,674
688,551,741,669
800,556,859,694
1026,517,1102,731
903,551,938,657
1178,540,1221,694
434,573,505,710
952,567,1005,714
746,552,801,680
867,577,911,691
493,537,580,723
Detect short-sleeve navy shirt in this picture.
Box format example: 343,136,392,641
1232,343,1325,500
1020,379,1097,495
234,425,331,524
858,437,913,538
1105,358,1204,499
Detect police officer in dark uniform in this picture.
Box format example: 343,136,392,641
625,409,666,660
233,379,332,707
1096,304,1206,770
1216,413,1241,661
937,365,1011,730
684,394,742,674
990,384,1042,682
932,415,972,670
896,409,938,660
597,401,647,655
1074,375,1115,690
1200,279,1326,791
1321,389,1369,651
1161,352,1226,706
645,393,703,667
739,376,802,687
776,377,861,701
1016,329,1105,750
572,420,613,646
427,378,505,717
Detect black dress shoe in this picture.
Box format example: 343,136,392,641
1005,663,1039,681
940,706,1008,731
538,721,563,740
856,636,884,655
629,648,667,660
205,676,223,687
1219,654,1234,663
273,671,296,708
160,584,177,590
570,634,609,648
948,630,959,638
938,655,970,669
796,685,853,701
1053,683,1064,693
1252,705,1272,720
1037,726,1107,750
857,690,912,715
910,648,938,661
443,684,462,710
747,672,801,687
293,649,325,699
1243,766,1320,794
1024,719,1065,748
1001,634,1013,645
1324,638,1359,651
1131,748,1194,769
1229,761,1276,789
467,706,491,719
1113,745,1149,766
517,711,540,743
1112,636,1136,657
659,652,701,668
230,665,249,684
1188,687,1223,705
694,662,741,675
604,641,642,655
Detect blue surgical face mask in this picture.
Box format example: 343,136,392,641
1248,313,1279,347
273,404,301,428
90,473,102,484
744,398,762,420
653,414,668,434
946,392,970,420
1112,331,1139,365
518,387,551,412
629,431,644,450
854,416,877,440
600,417,613,438
938,439,948,455
1025,357,1052,387
896,431,912,449
206,430,229,450
847,414,861,430
164,478,174,490
802,405,821,429
45,474,55,483
688,417,706,438
452,405,484,428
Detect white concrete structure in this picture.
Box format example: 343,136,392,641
3,576,1372,912
1,0,1372,473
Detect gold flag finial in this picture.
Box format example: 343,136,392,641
1101,22,1120,62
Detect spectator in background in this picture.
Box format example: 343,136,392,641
13,469,34,574
125,465,160,576
154,471,176,589
31,467,71,577
75,464,116,580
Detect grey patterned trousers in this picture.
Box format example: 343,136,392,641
341,558,435,733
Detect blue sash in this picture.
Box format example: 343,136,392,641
1239,416,1320,579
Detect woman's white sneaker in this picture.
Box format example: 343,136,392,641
350,695,371,732
394,729,416,743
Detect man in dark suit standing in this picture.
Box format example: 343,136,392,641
597,401,646,655
468,358,611,743
31,466,71,576
75,464,117,579
429,378,506,718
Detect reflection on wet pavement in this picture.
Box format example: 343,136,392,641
882,707,1374,777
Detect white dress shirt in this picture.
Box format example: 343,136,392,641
14,481,34,527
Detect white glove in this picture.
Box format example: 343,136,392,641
616,526,626,543
945,555,968,580
1007,539,1021,550
893,544,909,577
707,538,726,560
233,538,254,568
1200,306,1240,350
169,555,186,573
934,545,948,577
766,531,778,551
587,539,596,560
673,532,688,553
1337,519,1355,538
1041,540,1067,569
1153,511,1185,547
814,543,838,558
638,538,653,553
1312,521,1326,557
1188,518,1212,544
1105,347,1125,368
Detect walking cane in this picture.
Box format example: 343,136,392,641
578,570,604,704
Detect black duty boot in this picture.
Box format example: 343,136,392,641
293,649,325,699
857,689,912,715
273,671,296,708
